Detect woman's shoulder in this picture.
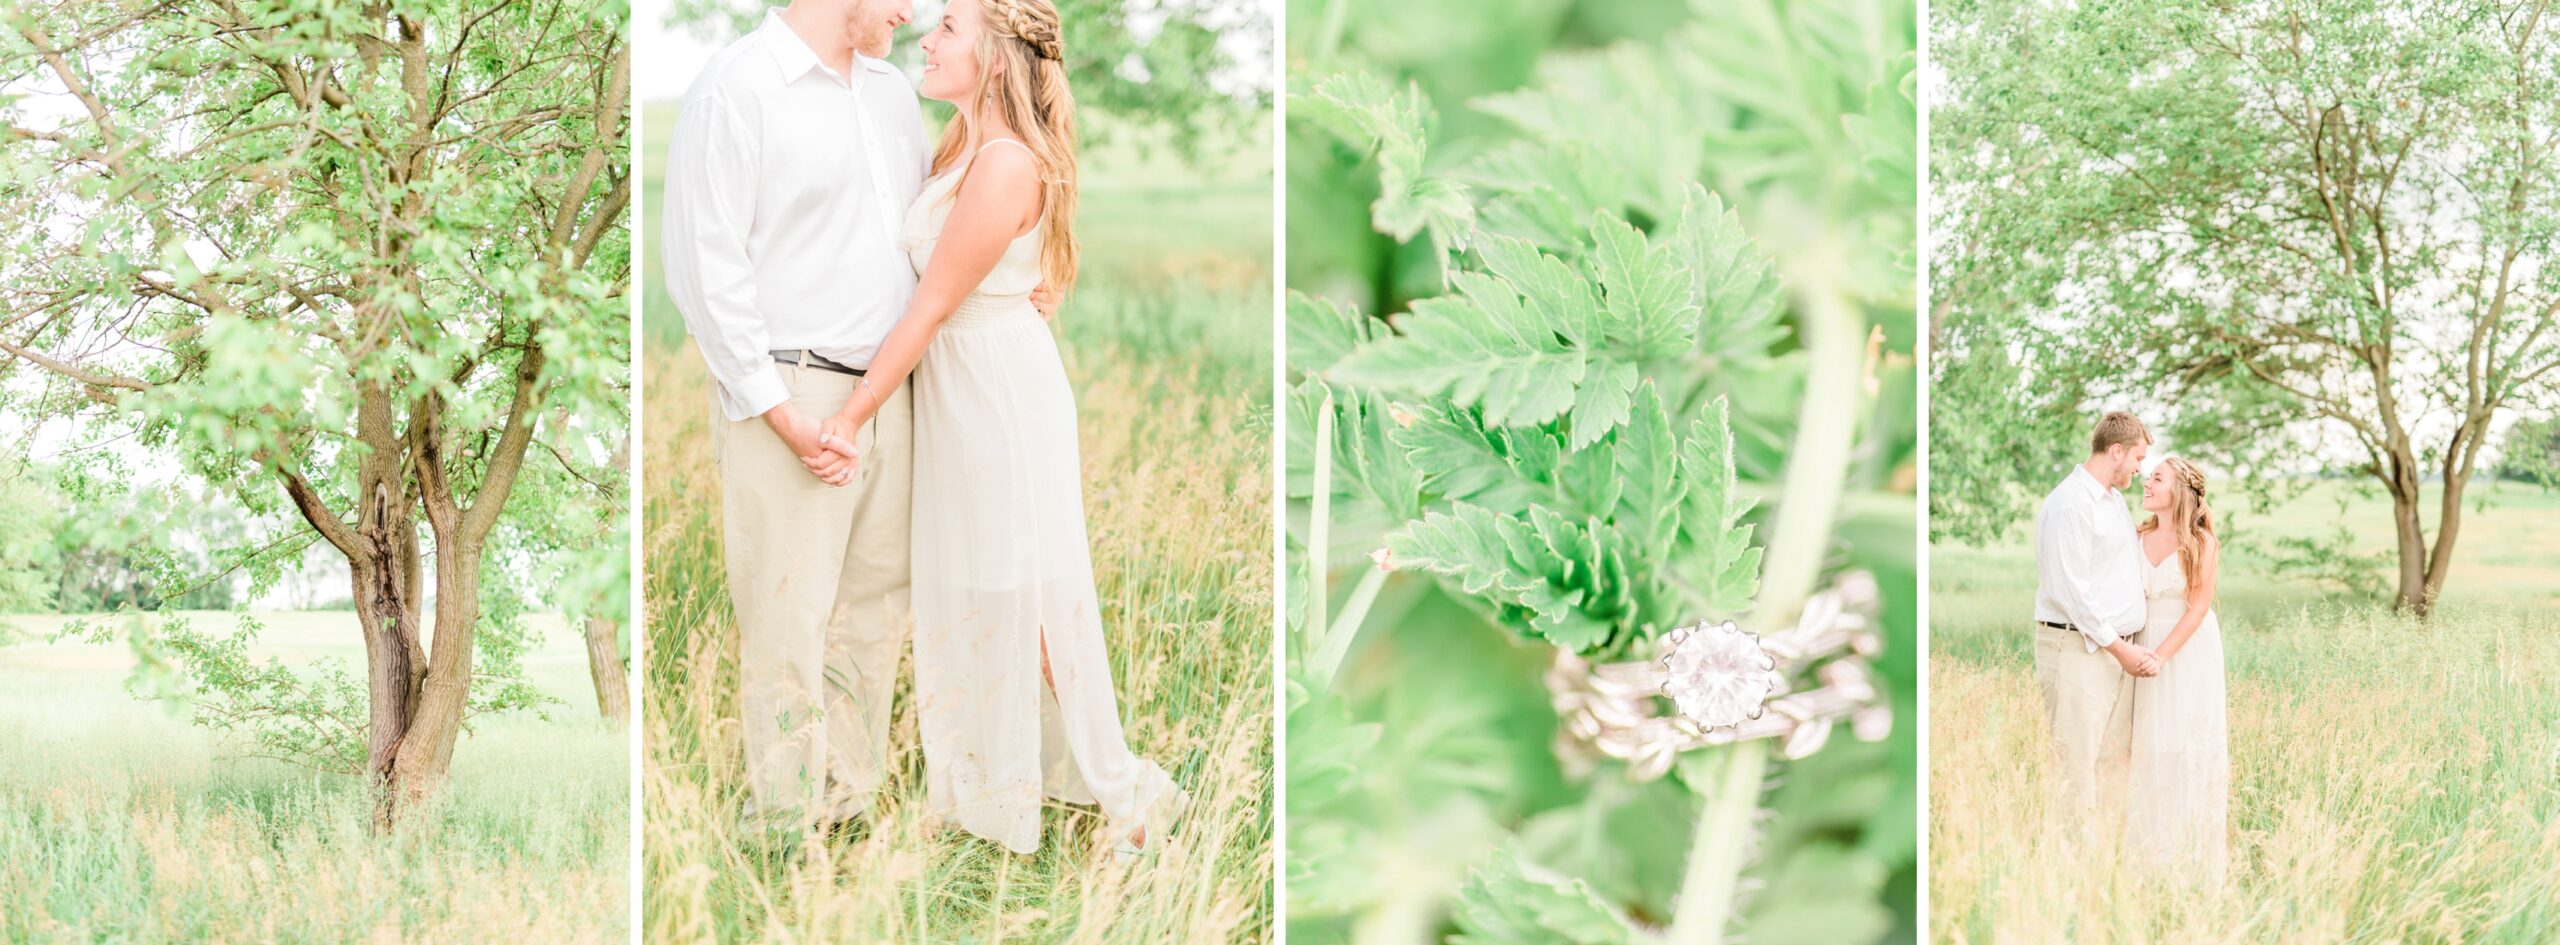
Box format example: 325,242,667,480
957,139,1040,195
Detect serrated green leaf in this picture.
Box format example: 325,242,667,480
1588,210,1699,360
1384,502,1554,602
1383,502,1614,651
1472,233,1596,347
1567,360,1637,451
1289,378,1426,521
1328,272,1587,427
1298,71,1475,247
1447,847,1641,945
1672,184,1788,364
1471,41,1710,220
1681,396,1761,612
1612,382,1687,561
1507,507,1607,650
1287,290,1384,376
1461,140,1628,250
1393,404,1551,511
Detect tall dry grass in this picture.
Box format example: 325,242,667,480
1929,505,2560,944
0,612,629,943
636,131,1275,941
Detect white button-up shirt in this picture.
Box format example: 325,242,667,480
2033,465,2147,651
661,12,930,421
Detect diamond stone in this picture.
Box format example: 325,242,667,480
1661,621,1775,729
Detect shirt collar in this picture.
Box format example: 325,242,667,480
2070,464,2117,500
760,11,847,85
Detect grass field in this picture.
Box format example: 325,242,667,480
0,610,631,943
638,101,1275,943
1929,479,2560,943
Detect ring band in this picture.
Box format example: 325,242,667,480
1547,572,1891,782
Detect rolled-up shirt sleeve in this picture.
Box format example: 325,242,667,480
2036,502,2122,650
661,91,788,421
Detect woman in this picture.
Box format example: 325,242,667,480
808,0,1184,857
2126,457,2230,882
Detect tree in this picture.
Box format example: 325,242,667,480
2495,413,2560,485
1932,0,2560,613
0,1,629,826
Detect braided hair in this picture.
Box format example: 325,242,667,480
929,0,1079,293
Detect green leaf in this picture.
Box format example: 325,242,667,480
1461,139,1629,250
1394,404,1553,512
1447,846,1641,945
1383,503,1556,602
1329,270,1587,427
1472,233,1596,347
1289,378,1427,522
1297,71,1475,247
1287,290,1385,376
1612,382,1687,562
1382,502,1614,652
1681,396,1761,612
1671,184,1788,364
1568,361,1637,451
1504,506,1620,652
1588,210,1700,360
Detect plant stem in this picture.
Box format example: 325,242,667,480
1755,258,1864,623
1667,253,1864,944
1307,388,1335,670
1669,739,1768,944
1311,565,1388,686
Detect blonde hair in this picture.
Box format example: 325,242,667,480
2089,410,2152,454
932,0,1078,293
2136,457,2216,588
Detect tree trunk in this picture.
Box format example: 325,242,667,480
2381,445,2432,616
585,616,628,726
2421,473,2464,610
350,549,421,834
385,541,483,814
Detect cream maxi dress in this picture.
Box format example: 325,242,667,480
901,139,1180,854
2125,548,2229,883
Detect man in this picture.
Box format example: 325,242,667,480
2032,409,2158,826
659,0,926,826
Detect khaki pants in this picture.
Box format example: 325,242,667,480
2033,624,2133,828
716,364,912,823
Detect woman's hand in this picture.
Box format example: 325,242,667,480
799,415,868,485
1031,281,1062,320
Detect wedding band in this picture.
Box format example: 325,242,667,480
1547,572,1891,782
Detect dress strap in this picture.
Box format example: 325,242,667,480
974,137,1034,160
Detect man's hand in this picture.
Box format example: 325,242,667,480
2106,641,2161,677
1030,281,1062,321
764,403,859,486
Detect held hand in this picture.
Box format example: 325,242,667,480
2103,640,2157,677
1030,281,1062,321
803,416,866,485
798,424,861,486
2112,644,2162,678
765,403,858,486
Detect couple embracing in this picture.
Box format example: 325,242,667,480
662,0,1183,857
2032,411,2228,882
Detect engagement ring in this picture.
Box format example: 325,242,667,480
1547,572,1891,782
